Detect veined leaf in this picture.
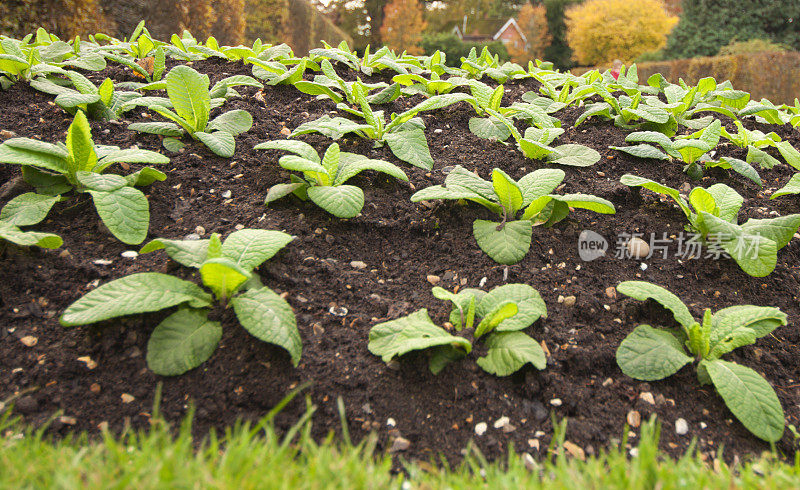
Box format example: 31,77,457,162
140,237,210,268
616,281,695,329
60,272,213,326
384,128,433,169
476,283,547,332
165,65,210,131
307,185,364,218
88,185,149,245
0,221,62,249
200,258,251,300
254,140,320,162
231,286,301,366
146,308,222,376
491,168,523,215
220,228,293,271
0,193,59,226
703,359,784,442
616,325,692,381
368,309,471,362
477,331,546,376
196,131,236,158
473,219,532,265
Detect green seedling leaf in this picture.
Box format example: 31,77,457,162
60,272,213,326
254,140,320,162
165,65,210,131
368,309,472,362
611,144,670,161
65,110,97,174
384,128,433,169
87,185,150,245
196,131,236,158
140,237,210,268
617,325,693,381
231,286,302,366
701,212,779,277
428,345,468,375
473,219,532,265
200,258,251,300
220,228,293,271
0,221,62,248
747,146,781,170
772,174,800,198
146,308,222,376
492,168,523,216
710,306,786,356
468,116,512,141
616,281,695,329
548,144,600,167
703,359,785,442
775,141,800,170
474,301,518,339
307,185,364,218
0,193,59,226
0,138,69,173
477,331,546,376
619,174,691,218
207,109,253,135
476,283,547,332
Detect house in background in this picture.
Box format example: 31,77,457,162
451,16,528,52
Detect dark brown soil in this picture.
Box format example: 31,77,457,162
2,58,800,465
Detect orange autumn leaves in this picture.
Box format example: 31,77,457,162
380,0,427,55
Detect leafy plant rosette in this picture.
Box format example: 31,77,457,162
368,284,548,376
0,192,62,249
60,229,300,376
128,65,255,157
255,140,408,218
620,174,800,277
615,281,786,442
0,111,169,244
411,166,615,264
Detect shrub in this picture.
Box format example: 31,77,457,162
717,39,789,56
565,0,678,65
542,0,582,70
0,0,113,39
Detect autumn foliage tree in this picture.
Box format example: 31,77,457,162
565,0,678,65
380,0,427,55
509,3,551,64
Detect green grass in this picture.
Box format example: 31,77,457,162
2,391,800,489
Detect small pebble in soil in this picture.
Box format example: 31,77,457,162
626,237,650,259
640,263,648,271
19,336,38,347
550,398,563,407
627,410,641,428
562,295,576,307
195,226,205,235
90,383,101,394
675,418,689,435
426,275,440,285
93,259,113,266
440,165,454,174
493,416,510,429
386,418,396,427
523,453,538,471
121,251,138,259
329,306,348,316
474,422,488,436
184,233,201,240
390,437,411,452
221,190,232,199
350,260,367,270
121,393,135,404
639,392,655,405
77,356,97,369
59,416,77,425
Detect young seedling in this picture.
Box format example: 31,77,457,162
368,284,547,376
292,88,471,170
294,60,400,107
411,166,615,264
0,111,169,244
615,280,786,442
255,140,408,218
772,174,800,199
128,65,256,157
620,174,800,276
30,70,143,120
61,229,299,376
0,193,62,249
612,120,761,183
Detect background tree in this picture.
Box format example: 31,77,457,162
542,0,581,69
509,2,551,64
212,0,247,45
565,0,678,65
380,0,427,54
663,0,800,59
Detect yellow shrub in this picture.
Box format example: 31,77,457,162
509,3,551,64
379,0,427,55
565,0,677,65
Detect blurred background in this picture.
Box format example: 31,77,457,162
1,0,799,101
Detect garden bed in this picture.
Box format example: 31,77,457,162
2,53,800,466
